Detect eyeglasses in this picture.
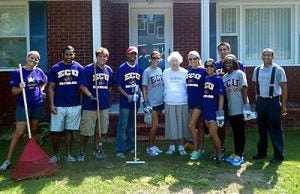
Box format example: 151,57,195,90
152,57,161,60
188,58,198,61
205,65,215,68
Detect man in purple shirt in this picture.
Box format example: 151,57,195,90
48,45,83,164
115,46,144,158
77,47,114,161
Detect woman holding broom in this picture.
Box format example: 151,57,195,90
0,51,47,171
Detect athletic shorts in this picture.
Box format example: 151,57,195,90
202,108,217,121
16,103,45,122
79,109,109,136
50,105,82,132
152,103,164,111
188,105,202,111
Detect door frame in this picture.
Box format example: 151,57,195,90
129,3,173,68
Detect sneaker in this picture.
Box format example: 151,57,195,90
218,153,225,163
225,154,236,163
210,154,218,161
116,152,126,158
95,150,105,159
0,160,11,171
230,156,244,166
49,155,60,163
153,146,163,153
179,149,187,156
77,152,85,162
147,147,159,156
190,150,201,160
65,154,76,163
165,149,175,155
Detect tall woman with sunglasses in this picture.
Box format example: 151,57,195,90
186,51,207,160
142,51,165,156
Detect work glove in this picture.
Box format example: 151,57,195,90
128,94,138,103
88,95,98,105
243,103,252,121
216,110,225,127
143,101,152,113
144,111,152,125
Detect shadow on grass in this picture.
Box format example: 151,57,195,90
0,129,300,193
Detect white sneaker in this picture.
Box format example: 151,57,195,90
147,146,159,156
77,152,85,162
165,145,175,155
0,160,11,171
179,149,187,156
65,154,76,163
49,155,60,163
153,146,163,153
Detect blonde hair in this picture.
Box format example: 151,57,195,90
95,47,109,57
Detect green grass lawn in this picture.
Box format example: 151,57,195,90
0,128,299,194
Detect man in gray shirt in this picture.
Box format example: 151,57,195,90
252,48,288,163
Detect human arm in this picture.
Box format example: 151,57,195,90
48,82,57,114
279,82,288,116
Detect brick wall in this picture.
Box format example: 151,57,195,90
173,3,201,68
47,1,93,68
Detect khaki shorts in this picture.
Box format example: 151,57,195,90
79,109,109,136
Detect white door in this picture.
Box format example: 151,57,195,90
130,4,173,71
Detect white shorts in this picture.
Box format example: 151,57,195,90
50,105,82,132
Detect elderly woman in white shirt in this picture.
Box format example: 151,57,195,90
163,51,189,155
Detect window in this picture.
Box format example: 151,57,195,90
219,4,294,66
244,8,291,61
220,7,239,57
0,5,27,70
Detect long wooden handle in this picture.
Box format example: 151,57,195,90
19,64,32,138
94,64,102,146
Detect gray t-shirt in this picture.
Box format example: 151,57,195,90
223,70,248,116
142,66,164,107
252,63,287,97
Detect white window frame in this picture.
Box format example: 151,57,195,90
217,1,298,67
0,2,29,72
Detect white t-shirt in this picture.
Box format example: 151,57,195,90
163,67,188,105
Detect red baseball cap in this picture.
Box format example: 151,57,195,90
127,46,138,54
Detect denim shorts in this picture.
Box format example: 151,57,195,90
16,103,45,122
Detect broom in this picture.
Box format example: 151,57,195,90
11,64,58,181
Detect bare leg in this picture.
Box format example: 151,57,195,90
188,109,201,151
6,122,26,161
65,130,73,155
205,121,221,155
149,110,161,147
51,132,61,155
79,135,89,153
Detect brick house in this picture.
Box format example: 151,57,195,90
0,0,299,129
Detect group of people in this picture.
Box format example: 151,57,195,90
0,42,287,172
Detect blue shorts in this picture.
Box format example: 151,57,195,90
152,103,164,111
202,108,216,121
188,105,202,111
16,103,45,122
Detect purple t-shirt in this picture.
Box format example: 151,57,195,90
116,62,144,109
215,60,245,76
202,74,225,112
48,61,83,107
10,67,47,108
80,63,114,110
186,66,207,107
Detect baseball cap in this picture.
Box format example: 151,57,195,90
127,46,138,54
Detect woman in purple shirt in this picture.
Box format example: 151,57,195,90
0,51,47,171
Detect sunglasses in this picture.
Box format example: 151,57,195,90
152,57,161,60
188,58,198,61
205,65,215,68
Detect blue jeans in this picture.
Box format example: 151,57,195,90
115,108,135,153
